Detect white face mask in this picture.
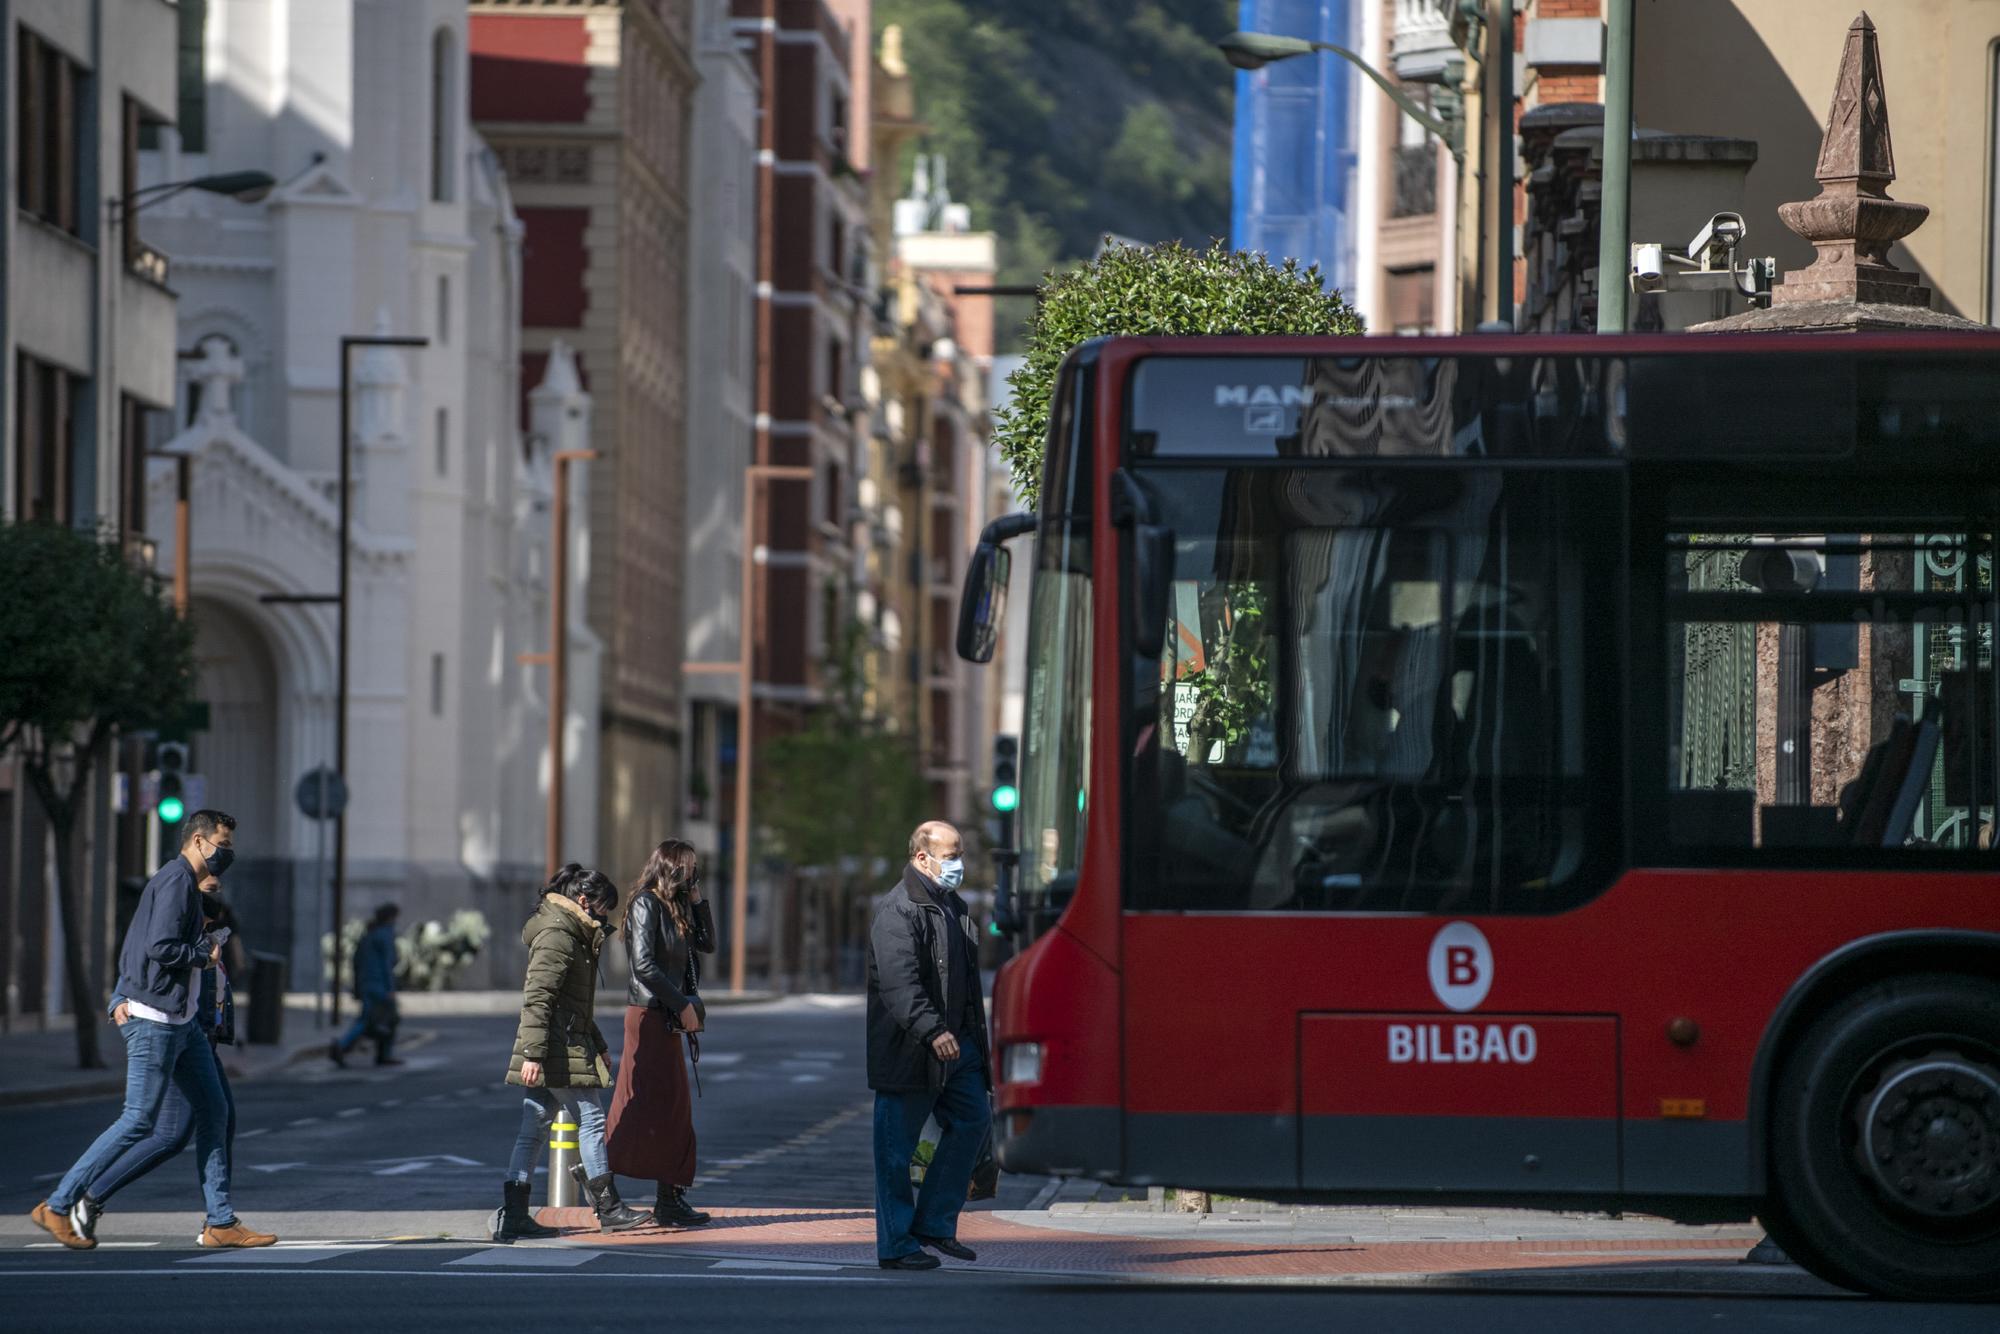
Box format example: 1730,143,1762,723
933,855,965,890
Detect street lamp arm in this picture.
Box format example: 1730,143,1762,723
1308,41,1460,156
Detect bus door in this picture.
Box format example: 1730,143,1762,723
1129,456,1625,1195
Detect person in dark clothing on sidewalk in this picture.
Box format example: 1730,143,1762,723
330,904,401,1067
607,839,716,1229
31,811,276,1250
73,871,241,1243
867,820,992,1271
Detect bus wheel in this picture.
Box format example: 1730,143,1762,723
1768,972,2000,1301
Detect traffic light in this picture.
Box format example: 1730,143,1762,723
990,735,1018,814
157,742,188,825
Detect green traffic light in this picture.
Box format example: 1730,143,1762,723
158,795,186,824
992,784,1019,813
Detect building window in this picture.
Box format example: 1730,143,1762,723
17,27,83,234
119,396,170,541
437,274,451,345
826,337,844,408
15,355,84,524
430,28,456,203
178,0,207,152
1386,265,1437,334
431,653,446,717
435,407,449,478
1390,88,1437,219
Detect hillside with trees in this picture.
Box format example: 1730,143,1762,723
875,0,1238,333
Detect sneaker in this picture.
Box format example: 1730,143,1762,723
29,1201,96,1250
69,1196,103,1245
327,1040,347,1068
198,1220,278,1248
877,1251,941,1270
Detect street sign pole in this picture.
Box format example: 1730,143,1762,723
314,769,329,1027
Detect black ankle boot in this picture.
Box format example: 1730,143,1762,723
492,1180,561,1242
572,1165,648,1232
653,1185,709,1228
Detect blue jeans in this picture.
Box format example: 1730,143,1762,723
49,1017,233,1226
873,1045,991,1261
338,993,398,1056
507,1087,609,1183
88,1036,236,1204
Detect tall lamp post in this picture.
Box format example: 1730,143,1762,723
684,462,814,993
1216,30,1463,163
518,448,599,881
262,333,428,1027
1595,0,1635,334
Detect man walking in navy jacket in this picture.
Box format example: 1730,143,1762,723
30,810,277,1250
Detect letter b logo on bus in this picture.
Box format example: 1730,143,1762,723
1427,922,1494,1012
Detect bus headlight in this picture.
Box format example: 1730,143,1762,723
1003,1042,1044,1085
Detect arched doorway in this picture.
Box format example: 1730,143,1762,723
188,598,290,968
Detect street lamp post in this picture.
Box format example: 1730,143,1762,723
261,333,428,1028
518,449,599,882
1595,0,1636,334
683,462,814,994
1217,30,1463,163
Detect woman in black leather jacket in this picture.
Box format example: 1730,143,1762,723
604,839,715,1228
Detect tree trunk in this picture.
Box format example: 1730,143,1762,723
23,730,108,1069
50,814,105,1068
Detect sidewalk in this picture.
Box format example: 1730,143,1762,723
525,1197,1836,1295
0,1001,334,1108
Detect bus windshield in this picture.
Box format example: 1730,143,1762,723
1129,463,1618,915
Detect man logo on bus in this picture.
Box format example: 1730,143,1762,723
1428,921,1493,1012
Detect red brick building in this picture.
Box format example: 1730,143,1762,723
732,3,870,731
469,1,697,881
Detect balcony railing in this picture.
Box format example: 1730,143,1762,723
1391,143,1438,218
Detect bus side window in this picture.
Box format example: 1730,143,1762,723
1663,530,1996,856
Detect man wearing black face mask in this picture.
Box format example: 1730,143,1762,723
32,810,277,1250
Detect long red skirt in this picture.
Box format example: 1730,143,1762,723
604,1005,696,1187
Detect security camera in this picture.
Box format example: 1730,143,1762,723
1688,212,1745,266
1630,243,1667,293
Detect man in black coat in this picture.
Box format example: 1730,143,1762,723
867,820,991,1270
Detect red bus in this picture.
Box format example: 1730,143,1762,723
957,333,2000,1300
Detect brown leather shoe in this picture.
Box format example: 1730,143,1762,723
30,1201,96,1250
198,1220,278,1248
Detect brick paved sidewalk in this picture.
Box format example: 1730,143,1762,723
529,1203,1836,1293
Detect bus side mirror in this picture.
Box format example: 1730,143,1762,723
1131,525,1172,659
956,542,1011,664
956,512,1037,664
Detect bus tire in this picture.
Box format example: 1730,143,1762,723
1766,971,2000,1301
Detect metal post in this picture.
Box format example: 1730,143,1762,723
1596,0,1635,333
547,1113,580,1207
545,450,597,882
173,457,190,617
331,334,426,1027
727,464,813,995
312,769,328,1026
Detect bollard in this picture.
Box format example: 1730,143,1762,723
547,1117,581,1207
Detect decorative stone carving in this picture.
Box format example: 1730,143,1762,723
1772,12,1930,309
189,335,245,425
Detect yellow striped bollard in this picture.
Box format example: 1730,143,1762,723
548,1114,580,1207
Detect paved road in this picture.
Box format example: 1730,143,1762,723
1,1000,1990,1332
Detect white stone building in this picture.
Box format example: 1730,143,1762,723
136,0,597,988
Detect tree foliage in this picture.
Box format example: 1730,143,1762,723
992,239,1364,504
756,616,930,879
0,521,195,1067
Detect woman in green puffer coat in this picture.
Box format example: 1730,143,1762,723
490,865,648,1239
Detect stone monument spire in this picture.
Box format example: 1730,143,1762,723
1772,12,1928,309
1694,12,1985,333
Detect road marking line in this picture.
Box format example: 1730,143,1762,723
288,1118,321,1127
378,1099,404,1108
449,1247,605,1268
336,1108,366,1118
28,1241,157,1248
0,1266,895,1284
237,1127,270,1139
710,1258,848,1272
181,1243,386,1265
